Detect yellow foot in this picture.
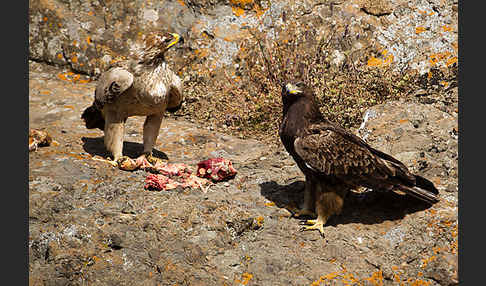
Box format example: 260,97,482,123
92,155,118,167
300,219,325,237
116,156,139,171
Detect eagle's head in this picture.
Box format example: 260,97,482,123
138,31,183,63
281,81,312,105
281,81,322,118
283,82,305,96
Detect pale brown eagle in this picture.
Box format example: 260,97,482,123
82,31,183,165
279,82,439,236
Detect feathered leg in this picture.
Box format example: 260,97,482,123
302,185,346,237
138,114,164,164
104,111,126,163
166,72,183,112
294,177,317,218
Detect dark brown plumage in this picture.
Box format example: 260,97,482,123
81,31,183,165
279,82,439,236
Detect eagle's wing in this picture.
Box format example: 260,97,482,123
167,70,183,110
94,67,134,108
293,123,413,183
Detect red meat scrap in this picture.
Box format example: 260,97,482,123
144,174,181,191
196,158,237,182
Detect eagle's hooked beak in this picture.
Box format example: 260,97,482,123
285,83,301,94
167,33,181,49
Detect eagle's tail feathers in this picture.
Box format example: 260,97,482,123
81,105,105,131
396,175,439,204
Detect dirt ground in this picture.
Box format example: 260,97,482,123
29,61,458,286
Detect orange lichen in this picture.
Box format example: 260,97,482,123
57,53,63,59
364,270,384,286
415,27,427,34
194,48,209,58
71,55,78,63
86,36,92,44
232,6,245,16
440,81,449,88
264,202,275,207
367,50,393,67
230,0,254,5
442,25,453,32
255,216,264,227
367,57,383,67
235,272,253,285
446,57,457,67
421,256,437,268
177,0,185,6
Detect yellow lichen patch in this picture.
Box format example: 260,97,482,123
264,202,275,207
415,27,427,34
57,53,63,59
71,55,78,63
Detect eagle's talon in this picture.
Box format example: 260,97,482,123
300,219,325,236
116,156,139,171
145,153,164,165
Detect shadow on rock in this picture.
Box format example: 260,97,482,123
259,180,433,226
81,137,168,160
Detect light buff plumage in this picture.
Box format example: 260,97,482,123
82,31,183,165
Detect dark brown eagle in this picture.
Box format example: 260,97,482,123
81,31,183,166
279,82,439,236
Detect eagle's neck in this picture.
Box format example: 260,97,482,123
280,96,323,153
283,96,323,126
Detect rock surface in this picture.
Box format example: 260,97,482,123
29,59,457,285
29,0,457,76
